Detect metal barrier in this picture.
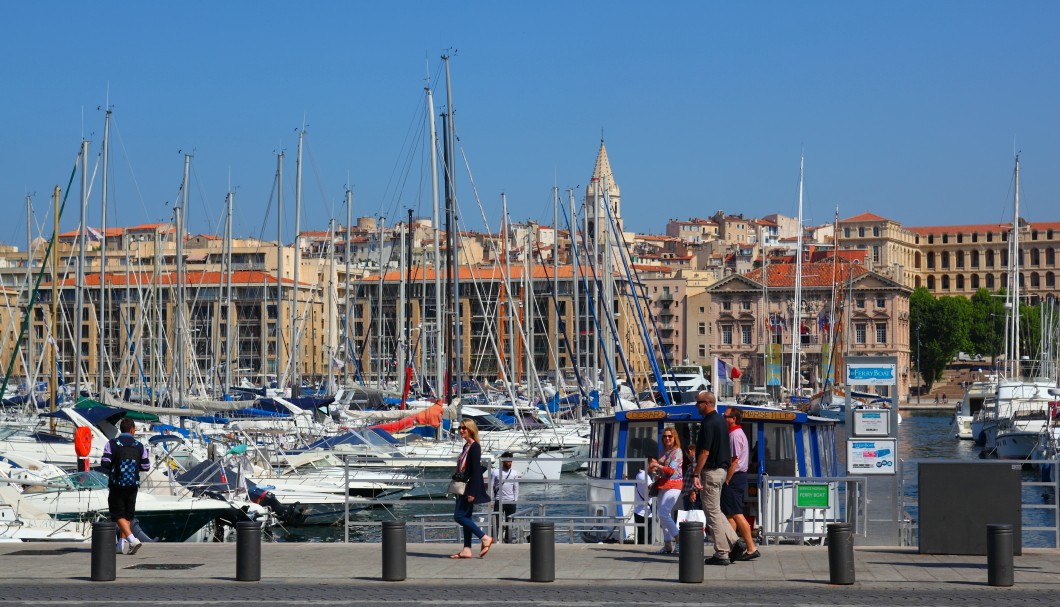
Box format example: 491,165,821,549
897,458,1060,549
758,475,867,545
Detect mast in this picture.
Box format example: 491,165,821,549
175,154,191,402
223,189,234,395
789,153,805,402
1009,155,1022,379
25,195,35,402
74,139,89,401
291,128,304,393
98,108,111,395
275,152,284,389
426,85,444,398
326,218,336,395
51,186,60,412
442,53,461,407
569,189,579,393
503,196,516,384
376,217,384,390
552,185,561,396
344,189,353,385
397,213,408,396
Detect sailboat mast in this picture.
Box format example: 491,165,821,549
291,128,304,393
503,196,516,384
74,139,89,401
569,189,579,391
376,218,385,390
98,109,111,395
397,215,408,390
25,195,35,400
275,152,284,390
789,153,805,401
345,189,353,385
426,85,444,398
442,53,461,406
51,186,60,412
552,185,561,396
223,190,234,394
175,153,191,401
1009,155,1021,379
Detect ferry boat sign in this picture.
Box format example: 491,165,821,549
846,364,897,386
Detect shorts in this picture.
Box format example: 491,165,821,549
108,486,138,521
720,471,747,517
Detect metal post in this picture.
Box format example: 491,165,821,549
382,521,407,582
236,520,262,582
826,522,855,585
987,524,1014,587
530,521,555,582
90,521,116,582
678,521,704,583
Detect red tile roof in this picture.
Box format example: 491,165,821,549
907,221,1060,236
744,261,869,288
840,212,892,223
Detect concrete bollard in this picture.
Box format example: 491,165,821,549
530,522,555,582
235,520,262,582
826,522,855,585
90,521,117,582
678,521,704,583
381,521,407,582
987,524,1014,587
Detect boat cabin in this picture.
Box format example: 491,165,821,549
586,402,839,542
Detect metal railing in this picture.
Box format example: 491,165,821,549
758,475,867,545
897,458,1060,549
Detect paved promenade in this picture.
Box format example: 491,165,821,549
1,542,1058,605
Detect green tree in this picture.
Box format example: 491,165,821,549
968,288,1005,360
910,288,971,390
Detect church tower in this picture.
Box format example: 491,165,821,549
584,139,622,238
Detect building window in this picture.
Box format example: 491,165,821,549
971,250,979,268
941,251,950,268
844,227,851,238
741,325,752,344
956,275,965,290
856,297,865,309
942,234,949,244
986,250,995,267
1048,249,1056,267
855,323,867,344
928,235,935,244
971,274,980,289
987,232,994,242
722,325,733,345
927,276,936,290
1047,272,1055,288
872,246,881,263
927,251,935,269
942,275,950,290
875,323,887,344
721,300,731,311
972,233,978,243
698,322,705,335
875,296,885,308
957,233,963,243
1031,249,1041,266
1031,272,1040,288
956,251,964,268
986,274,995,289
698,345,706,357
858,227,865,237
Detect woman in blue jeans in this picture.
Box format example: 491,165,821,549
450,419,494,559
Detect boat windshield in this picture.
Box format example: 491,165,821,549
39,471,109,492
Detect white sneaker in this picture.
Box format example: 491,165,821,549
116,539,128,554
127,537,142,555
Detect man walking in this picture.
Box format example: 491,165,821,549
692,391,740,565
100,418,150,555
722,407,760,561
490,451,521,543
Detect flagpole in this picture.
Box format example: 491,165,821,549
712,356,719,396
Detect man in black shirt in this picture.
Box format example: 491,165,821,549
692,390,741,565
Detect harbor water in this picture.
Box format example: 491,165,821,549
272,410,1057,545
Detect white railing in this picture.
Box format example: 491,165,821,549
758,475,867,545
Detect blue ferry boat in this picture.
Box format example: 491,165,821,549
585,402,840,542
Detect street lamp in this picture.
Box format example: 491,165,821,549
916,322,922,405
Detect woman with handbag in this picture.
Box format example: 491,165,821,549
449,419,494,559
652,426,684,554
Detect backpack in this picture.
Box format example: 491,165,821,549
109,436,143,488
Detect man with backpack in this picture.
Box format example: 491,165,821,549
100,418,150,555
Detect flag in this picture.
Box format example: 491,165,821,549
716,358,740,385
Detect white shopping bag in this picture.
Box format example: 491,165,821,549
677,509,707,533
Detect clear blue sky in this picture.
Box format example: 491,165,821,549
3,1,1058,245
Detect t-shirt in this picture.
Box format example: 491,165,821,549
695,410,730,470
728,424,749,473
490,466,521,502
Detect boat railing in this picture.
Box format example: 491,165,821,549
758,475,868,545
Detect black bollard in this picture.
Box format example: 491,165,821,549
90,521,117,582
678,521,704,583
826,522,855,585
530,522,555,582
235,520,262,582
987,524,1014,587
381,521,407,582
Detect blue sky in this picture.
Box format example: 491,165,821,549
2,1,1058,245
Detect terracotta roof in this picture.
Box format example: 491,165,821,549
367,264,613,282
46,270,312,288
907,221,1060,236
744,261,869,288
632,264,673,274
840,212,892,223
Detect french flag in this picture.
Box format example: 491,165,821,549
715,357,742,386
